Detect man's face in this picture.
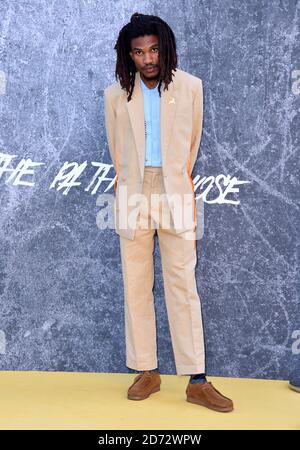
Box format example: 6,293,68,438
129,34,160,80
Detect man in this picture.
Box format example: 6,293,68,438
104,12,234,413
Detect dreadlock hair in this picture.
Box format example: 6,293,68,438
114,12,178,101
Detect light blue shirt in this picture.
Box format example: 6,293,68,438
140,77,162,167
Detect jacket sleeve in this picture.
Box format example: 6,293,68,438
189,78,204,174
103,88,117,172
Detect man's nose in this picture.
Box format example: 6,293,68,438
143,52,154,64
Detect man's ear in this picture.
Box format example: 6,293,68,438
129,51,133,60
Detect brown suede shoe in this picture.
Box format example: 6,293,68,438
127,370,161,400
186,381,234,412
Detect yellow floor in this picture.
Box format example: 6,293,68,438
0,371,299,430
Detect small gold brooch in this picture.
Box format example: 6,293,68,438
169,97,175,104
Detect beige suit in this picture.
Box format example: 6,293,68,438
104,68,203,241
104,68,206,375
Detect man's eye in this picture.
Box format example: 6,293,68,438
135,48,158,55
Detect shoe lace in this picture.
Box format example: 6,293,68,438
203,382,232,402
133,371,156,386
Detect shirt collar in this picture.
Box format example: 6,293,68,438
140,77,159,93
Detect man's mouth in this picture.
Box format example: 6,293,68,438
144,66,157,72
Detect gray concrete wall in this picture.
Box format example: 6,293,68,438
0,1,299,379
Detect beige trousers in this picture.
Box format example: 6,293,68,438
119,166,206,376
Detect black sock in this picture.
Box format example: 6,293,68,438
189,372,207,383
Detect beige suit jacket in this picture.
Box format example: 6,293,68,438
104,68,204,240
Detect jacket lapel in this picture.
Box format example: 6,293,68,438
126,69,178,179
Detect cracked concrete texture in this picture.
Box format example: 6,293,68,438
0,1,299,379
